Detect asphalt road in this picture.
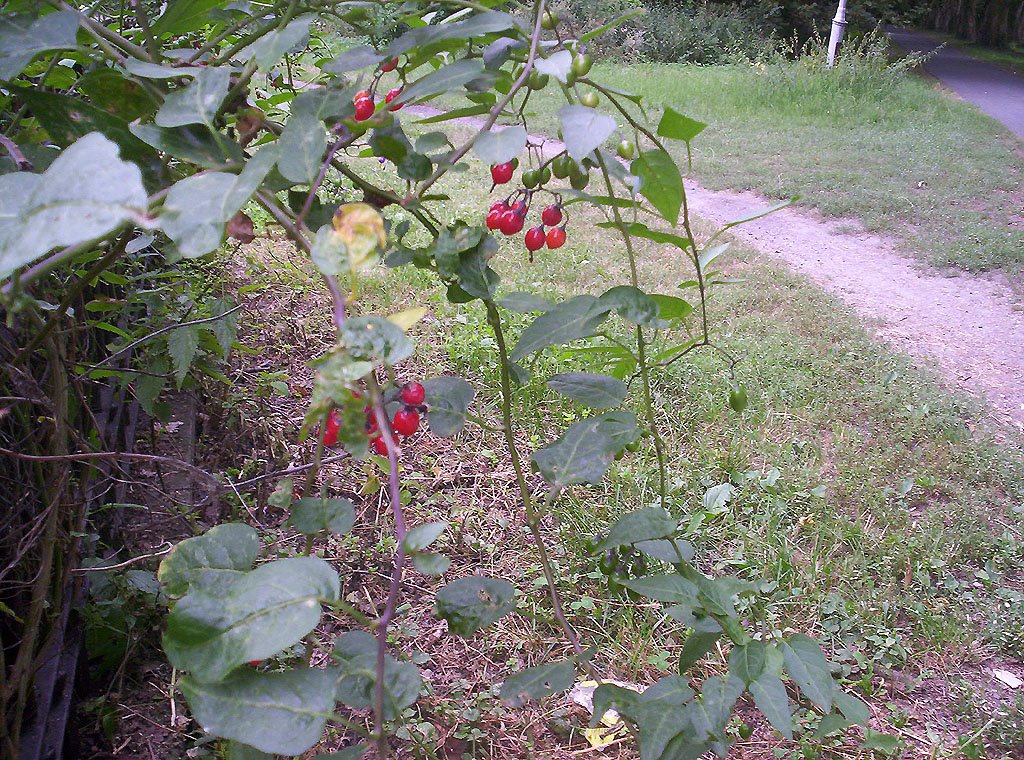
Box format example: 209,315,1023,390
888,27,1024,138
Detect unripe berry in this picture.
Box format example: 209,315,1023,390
617,139,636,159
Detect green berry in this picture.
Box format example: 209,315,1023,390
617,139,636,159
571,53,593,77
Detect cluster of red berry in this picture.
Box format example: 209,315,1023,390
486,162,568,254
352,57,403,122
322,381,425,455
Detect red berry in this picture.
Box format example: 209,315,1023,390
392,408,420,436
355,89,371,101
400,381,425,406
322,409,341,446
365,413,378,435
525,226,546,252
354,97,375,121
541,205,563,226
499,210,524,235
385,87,403,110
486,207,504,230
247,660,263,666
546,226,567,249
491,162,514,185
512,200,527,214
380,57,399,72
371,434,398,456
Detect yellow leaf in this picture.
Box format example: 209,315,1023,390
387,307,428,331
332,202,386,273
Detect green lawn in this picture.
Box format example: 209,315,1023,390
505,61,1024,273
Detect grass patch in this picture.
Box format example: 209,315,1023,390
925,31,1024,75
502,60,1024,273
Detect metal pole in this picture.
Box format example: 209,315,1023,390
827,0,848,68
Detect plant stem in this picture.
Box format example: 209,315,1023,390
595,154,668,508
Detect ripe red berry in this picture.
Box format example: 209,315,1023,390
512,199,527,214
322,409,341,446
546,226,567,249
365,412,378,435
392,407,420,436
541,205,563,226
385,87,403,110
486,206,505,230
355,89,371,101
380,57,399,72
354,97,374,121
491,162,514,185
371,434,398,456
400,381,425,406
525,226,546,252
499,209,524,235
247,660,263,666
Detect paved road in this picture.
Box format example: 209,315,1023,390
888,28,1024,137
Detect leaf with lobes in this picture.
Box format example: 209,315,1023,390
559,104,617,162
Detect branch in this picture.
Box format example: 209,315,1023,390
0,448,221,489
0,136,32,171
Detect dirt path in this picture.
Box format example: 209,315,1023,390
409,106,1024,431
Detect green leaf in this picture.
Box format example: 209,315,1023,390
289,497,355,535
158,523,258,597
728,641,770,685
412,552,450,575
595,220,691,251
750,671,793,739
333,632,422,719
161,147,276,258
387,11,518,57
414,104,491,124
435,576,516,636
473,125,527,165
599,285,659,325
634,538,695,564
123,58,199,79
164,557,339,681
863,730,901,754
0,11,78,81
678,629,721,672
547,372,627,409
634,701,689,760
77,68,161,121
422,376,474,436
559,104,617,162
179,668,336,755
534,50,573,83
720,199,793,230
499,660,576,707
155,67,230,128
631,149,683,226
592,683,640,727
151,0,224,35
404,522,448,552
455,244,500,300
780,635,835,713
814,711,854,739
18,89,162,187
621,574,699,604
244,16,312,71
324,45,382,73
603,506,677,548
703,483,734,512
497,292,553,313
130,123,244,168
167,325,200,388
532,415,621,487
833,690,870,724
641,674,695,707
0,133,148,282
657,107,707,143
313,748,367,760
510,295,611,361
276,87,351,184
225,740,273,760
398,59,486,104
688,674,744,754
341,316,413,365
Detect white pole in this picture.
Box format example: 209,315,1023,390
827,0,848,68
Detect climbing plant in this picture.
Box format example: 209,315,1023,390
0,1,885,757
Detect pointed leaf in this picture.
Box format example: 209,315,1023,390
510,295,611,361
387,11,518,57
599,285,659,325
324,45,382,73
167,325,200,388
780,635,835,713
603,506,677,548
532,416,617,487
244,16,312,70
397,59,486,105
750,672,793,739
0,11,78,80
404,522,448,552
678,629,722,672
151,0,225,35
473,125,527,164
658,107,707,142
631,149,682,225
621,574,699,604
497,292,553,313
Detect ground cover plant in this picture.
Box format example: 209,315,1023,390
2,1,1023,760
